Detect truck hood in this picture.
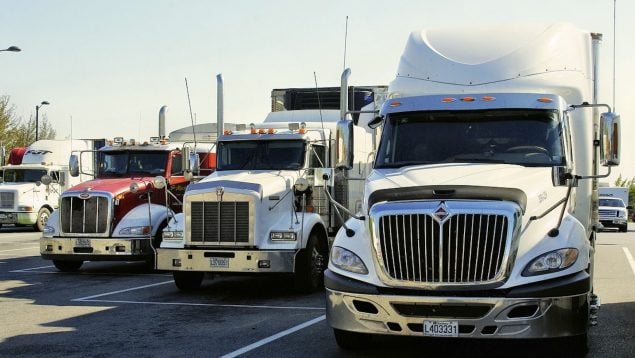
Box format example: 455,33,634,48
65,177,155,196
367,163,565,219
188,170,299,198
0,182,37,193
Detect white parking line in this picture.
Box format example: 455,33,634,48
73,281,174,301
623,247,635,278
0,246,39,252
74,299,325,311
219,315,326,358
10,264,55,272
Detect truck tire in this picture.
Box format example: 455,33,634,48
53,260,83,272
619,224,628,232
34,207,51,232
333,329,371,350
173,271,204,291
294,232,328,293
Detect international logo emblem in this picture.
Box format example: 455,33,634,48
433,203,449,222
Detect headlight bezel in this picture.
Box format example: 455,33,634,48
331,246,369,275
162,230,184,239
118,226,151,236
270,231,297,241
522,248,579,276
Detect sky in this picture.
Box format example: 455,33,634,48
1,0,634,182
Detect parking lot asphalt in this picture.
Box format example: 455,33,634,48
1,226,634,357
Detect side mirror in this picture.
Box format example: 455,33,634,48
335,119,354,170
69,154,80,177
367,115,384,129
599,112,620,166
41,174,53,186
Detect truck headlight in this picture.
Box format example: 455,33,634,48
17,205,33,212
522,248,578,276
619,211,627,218
331,246,368,274
163,230,183,239
119,226,151,236
42,225,55,237
270,231,297,241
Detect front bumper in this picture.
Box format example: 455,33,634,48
0,211,36,225
156,248,296,273
599,219,627,228
326,270,590,339
40,237,153,261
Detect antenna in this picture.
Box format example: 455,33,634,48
185,77,197,145
314,72,325,131
343,16,349,71
613,0,616,110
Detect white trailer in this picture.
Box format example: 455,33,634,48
325,23,621,352
0,139,104,231
157,74,386,292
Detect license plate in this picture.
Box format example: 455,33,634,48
76,238,91,247
210,257,230,268
423,320,459,337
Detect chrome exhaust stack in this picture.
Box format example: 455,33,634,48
159,105,168,139
216,74,224,138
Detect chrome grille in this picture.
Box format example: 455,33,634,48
61,196,110,234
598,209,617,218
190,201,250,244
378,213,508,284
0,192,14,209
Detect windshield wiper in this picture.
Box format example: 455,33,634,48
376,161,435,168
447,156,506,164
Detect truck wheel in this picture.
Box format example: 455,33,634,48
333,329,371,350
33,207,51,232
173,271,204,291
294,232,328,293
53,260,83,272
619,224,628,232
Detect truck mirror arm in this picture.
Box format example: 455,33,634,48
531,165,611,237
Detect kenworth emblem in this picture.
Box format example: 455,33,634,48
433,202,450,222
215,186,224,201
79,193,91,200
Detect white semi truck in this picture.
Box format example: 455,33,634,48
157,74,386,292
325,23,620,352
0,139,104,231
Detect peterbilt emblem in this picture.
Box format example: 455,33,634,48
216,186,224,201
79,193,91,200
433,203,450,222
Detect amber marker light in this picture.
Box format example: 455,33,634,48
460,96,475,102
441,97,456,103
537,97,553,103
224,130,232,135
267,128,276,134
482,96,496,101
258,129,266,134
389,101,402,107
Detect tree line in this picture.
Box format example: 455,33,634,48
0,95,56,156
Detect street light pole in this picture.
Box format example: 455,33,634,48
0,46,21,52
35,101,50,141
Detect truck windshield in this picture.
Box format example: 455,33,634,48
599,198,625,208
3,169,48,183
375,109,564,168
216,140,305,171
98,151,168,177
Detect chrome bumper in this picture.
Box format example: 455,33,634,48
40,237,153,261
156,248,296,273
0,212,36,225
326,271,589,339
